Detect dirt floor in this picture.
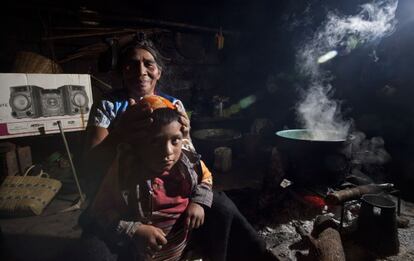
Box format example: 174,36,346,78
1,162,414,261
255,194,414,261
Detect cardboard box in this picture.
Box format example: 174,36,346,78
0,142,19,176
16,146,32,174
0,73,93,139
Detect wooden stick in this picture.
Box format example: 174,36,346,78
326,183,394,205
104,15,240,35
314,228,346,261
52,26,122,31
309,216,346,261
90,75,113,91
42,29,137,41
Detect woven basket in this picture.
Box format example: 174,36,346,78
0,170,62,217
12,51,63,74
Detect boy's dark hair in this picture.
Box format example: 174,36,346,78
151,108,181,129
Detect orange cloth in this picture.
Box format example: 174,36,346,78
139,95,176,110
200,160,213,186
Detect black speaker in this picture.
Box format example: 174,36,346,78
39,88,66,117
61,85,90,115
9,85,42,119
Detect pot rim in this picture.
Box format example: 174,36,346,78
361,194,396,209
276,129,351,143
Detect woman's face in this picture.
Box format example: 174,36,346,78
122,48,161,99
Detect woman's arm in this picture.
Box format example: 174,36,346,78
84,125,125,166
86,125,110,149
83,126,125,197
83,99,153,196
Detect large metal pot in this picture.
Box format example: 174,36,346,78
275,129,352,186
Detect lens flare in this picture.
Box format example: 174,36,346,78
317,50,338,64
222,95,257,117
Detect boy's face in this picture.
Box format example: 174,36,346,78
140,121,183,173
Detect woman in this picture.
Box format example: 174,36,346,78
83,39,192,196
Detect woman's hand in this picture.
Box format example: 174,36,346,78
175,100,191,140
134,224,168,253
185,202,205,230
112,98,153,143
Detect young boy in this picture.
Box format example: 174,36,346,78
86,95,213,261
83,95,277,261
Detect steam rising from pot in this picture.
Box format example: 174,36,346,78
296,0,399,140
297,84,350,140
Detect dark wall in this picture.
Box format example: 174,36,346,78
0,1,281,170
2,0,414,199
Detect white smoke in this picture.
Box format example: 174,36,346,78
351,131,391,165
297,0,398,80
297,84,350,140
296,0,399,140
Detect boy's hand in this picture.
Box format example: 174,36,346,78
134,224,167,253
185,202,205,230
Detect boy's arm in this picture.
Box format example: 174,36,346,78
191,160,213,208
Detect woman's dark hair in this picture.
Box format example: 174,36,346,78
151,108,181,129
119,39,165,71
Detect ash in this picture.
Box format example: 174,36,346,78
257,191,352,260
257,191,414,260
259,221,311,260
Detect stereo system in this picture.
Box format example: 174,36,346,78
9,85,89,119
9,85,42,119
39,88,66,117
61,85,90,115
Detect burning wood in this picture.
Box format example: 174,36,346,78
326,183,394,205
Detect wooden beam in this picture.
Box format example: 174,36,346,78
42,29,137,41
104,15,240,35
